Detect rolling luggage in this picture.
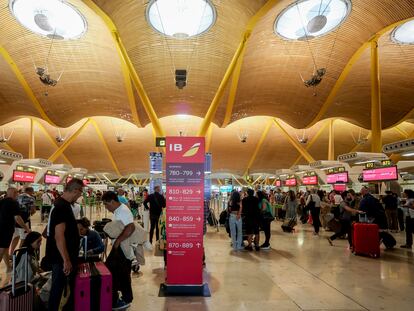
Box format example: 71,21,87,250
74,262,112,311
281,217,296,232
379,231,396,249
352,223,380,258
0,248,34,311
219,210,228,225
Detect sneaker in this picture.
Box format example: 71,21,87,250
254,245,260,251
244,245,253,251
112,299,130,310
327,237,333,246
260,243,270,250
400,245,412,249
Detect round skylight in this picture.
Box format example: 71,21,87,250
391,20,414,45
275,0,351,41
146,0,216,39
9,0,87,40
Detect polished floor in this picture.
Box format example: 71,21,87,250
1,211,413,311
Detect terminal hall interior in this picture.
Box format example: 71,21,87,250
0,0,414,310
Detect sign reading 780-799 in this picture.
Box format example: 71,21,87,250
165,137,205,285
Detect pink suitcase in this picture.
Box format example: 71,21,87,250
74,262,112,311
353,223,380,258
0,248,34,311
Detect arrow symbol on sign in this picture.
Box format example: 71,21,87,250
196,217,201,221
196,171,201,176
196,190,201,194
196,243,201,248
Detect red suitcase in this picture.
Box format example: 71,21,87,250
353,223,380,258
0,248,34,311
74,262,112,311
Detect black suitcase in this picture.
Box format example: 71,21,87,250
219,210,228,225
281,217,296,232
379,231,396,249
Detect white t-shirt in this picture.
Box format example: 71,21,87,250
306,194,321,207
72,203,81,219
334,194,343,205
42,192,53,205
406,198,414,218
113,204,134,226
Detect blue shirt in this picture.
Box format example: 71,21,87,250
118,195,128,205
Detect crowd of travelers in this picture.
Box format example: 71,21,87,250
221,186,414,252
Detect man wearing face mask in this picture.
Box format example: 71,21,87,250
327,191,363,248
45,178,84,311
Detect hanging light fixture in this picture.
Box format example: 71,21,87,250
274,0,351,41
146,0,216,39
391,20,414,45
9,0,87,40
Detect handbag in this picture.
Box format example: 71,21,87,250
306,194,316,210
261,200,275,222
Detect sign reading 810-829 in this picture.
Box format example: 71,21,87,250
165,137,205,286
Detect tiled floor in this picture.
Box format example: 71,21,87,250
1,212,413,311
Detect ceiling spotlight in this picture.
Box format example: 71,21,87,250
10,0,87,40
116,135,124,143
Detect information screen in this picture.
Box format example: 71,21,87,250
44,174,61,184
13,171,35,182
285,178,297,186
302,176,318,185
275,180,281,187
362,166,398,182
333,184,346,192
326,172,349,184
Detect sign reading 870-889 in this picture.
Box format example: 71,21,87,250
165,137,205,286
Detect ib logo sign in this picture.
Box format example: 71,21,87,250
169,142,201,158
166,137,204,163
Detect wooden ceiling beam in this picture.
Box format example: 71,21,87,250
305,17,414,129
48,119,91,162
328,119,335,161
90,119,122,177
273,119,315,163
0,46,56,126
244,119,273,176
394,126,409,139
198,0,280,135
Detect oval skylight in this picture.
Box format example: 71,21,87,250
9,0,87,40
146,0,216,39
275,0,351,41
391,20,414,45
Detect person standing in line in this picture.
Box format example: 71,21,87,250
0,188,31,274
228,191,243,251
144,186,166,244
242,189,260,251
117,188,130,208
9,187,36,255
383,191,399,232
45,179,84,311
257,190,272,249
102,191,136,310
401,189,414,249
284,190,298,219
41,189,54,222
306,188,322,235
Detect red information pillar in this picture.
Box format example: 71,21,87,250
165,137,205,287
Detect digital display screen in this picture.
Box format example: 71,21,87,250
44,174,61,184
275,180,281,187
13,170,35,182
333,184,346,192
302,176,318,185
326,172,349,184
285,178,297,186
362,166,398,182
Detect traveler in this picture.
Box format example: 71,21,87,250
117,188,130,207
41,190,54,222
327,191,363,248
143,186,166,244
228,191,243,251
400,189,414,249
383,191,399,232
359,187,387,229
77,217,105,258
0,188,31,274
284,190,298,219
257,190,272,249
306,189,322,235
10,187,36,255
102,191,135,310
15,231,43,284
45,178,84,311
242,189,260,251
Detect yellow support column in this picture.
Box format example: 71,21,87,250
29,118,35,159
206,125,213,152
244,120,273,176
90,119,122,177
328,119,335,161
370,40,382,153
48,119,91,162
273,119,315,163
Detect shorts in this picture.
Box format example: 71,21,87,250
0,230,14,248
244,218,260,235
13,225,29,240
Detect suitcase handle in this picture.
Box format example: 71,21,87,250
11,247,29,296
